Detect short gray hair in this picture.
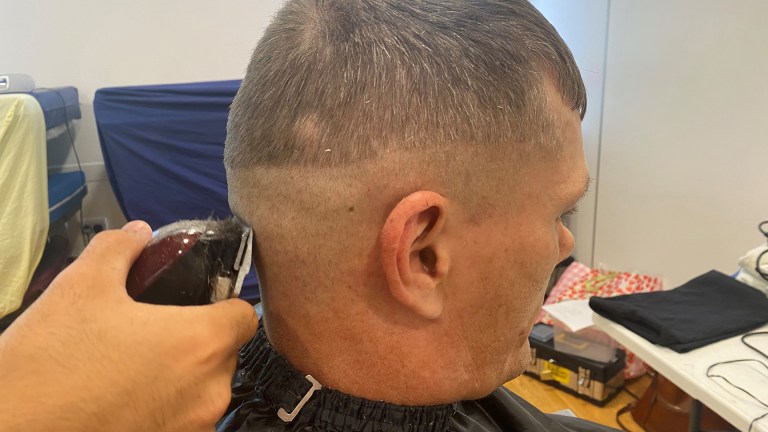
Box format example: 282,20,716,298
225,0,586,171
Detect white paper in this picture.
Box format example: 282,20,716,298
542,299,595,332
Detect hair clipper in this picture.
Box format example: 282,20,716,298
126,218,253,305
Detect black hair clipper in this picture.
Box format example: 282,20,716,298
126,218,253,305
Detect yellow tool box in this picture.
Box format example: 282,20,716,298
525,323,625,406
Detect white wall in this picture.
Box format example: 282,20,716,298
594,0,768,286
532,0,610,265
536,0,768,287
0,0,285,236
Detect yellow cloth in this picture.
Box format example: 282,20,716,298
0,94,49,317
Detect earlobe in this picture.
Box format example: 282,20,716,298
380,191,450,320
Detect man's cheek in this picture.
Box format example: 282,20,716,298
521,341,531,363
511,340,532,378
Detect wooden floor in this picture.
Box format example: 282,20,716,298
504,373,652,431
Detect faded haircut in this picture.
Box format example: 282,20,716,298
225,0,585,171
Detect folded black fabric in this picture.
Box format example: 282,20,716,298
589,270,768,353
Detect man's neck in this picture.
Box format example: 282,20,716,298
231,323,457,432
262,307,485,406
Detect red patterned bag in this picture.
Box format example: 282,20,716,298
537,261,663,378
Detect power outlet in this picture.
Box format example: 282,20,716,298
83,217,109,244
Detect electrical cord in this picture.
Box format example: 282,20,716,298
706,359,768,410
743,332,768,360
705,332,768,432
34,87,84,173
614,380,650,432
712,224,768,432
615,405,634,432
756,221,768,281
752,412,768,432
621,386,641,401
614,370,660,431
611,374,654,432
78,200,87,247
615,394,639,432
709,227,768,432
34,87,87,246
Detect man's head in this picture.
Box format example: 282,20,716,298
226,0,589,404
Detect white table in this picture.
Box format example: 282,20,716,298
593,314,768,432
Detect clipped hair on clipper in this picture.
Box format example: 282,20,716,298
126,218,253,306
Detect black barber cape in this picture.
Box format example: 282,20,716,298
218,325,617,432
590,270,768,353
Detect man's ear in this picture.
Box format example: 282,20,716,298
380,191,450,320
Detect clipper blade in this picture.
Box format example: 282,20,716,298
126,218,252,306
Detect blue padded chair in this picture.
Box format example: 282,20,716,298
29,87,87,226
47,171,87,225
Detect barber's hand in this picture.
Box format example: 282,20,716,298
0,221,258,432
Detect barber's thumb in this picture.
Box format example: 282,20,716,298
121,220,153,236
208,298,259,349
72,220,153,285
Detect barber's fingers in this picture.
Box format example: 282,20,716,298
205,298,259,350
69,220,153,287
